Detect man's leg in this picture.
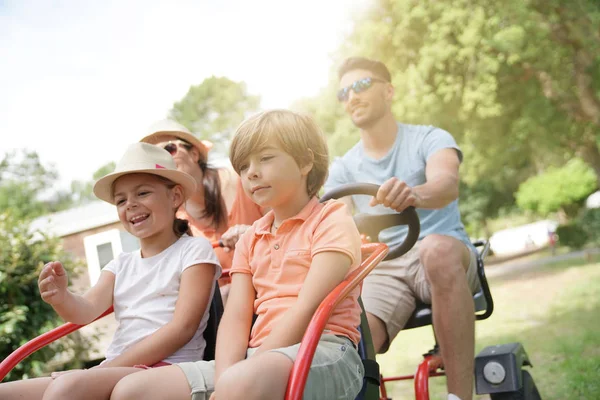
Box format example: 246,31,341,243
418,234,474,400
361,249,420,354
366,313,389,354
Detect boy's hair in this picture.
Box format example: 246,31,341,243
230,109,329,198
338,57,392,82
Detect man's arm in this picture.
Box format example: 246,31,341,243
370,148,460,212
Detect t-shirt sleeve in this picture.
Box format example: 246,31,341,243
181,237,222,279
102,257,118,275
311,201,362,266
324,157,350,194
230,227,253,276
421,127,463,163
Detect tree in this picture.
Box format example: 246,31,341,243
170,76,261,153
68,162,116,206
340,0,600,186
516,158,597,220
0,212,93,380
0,150,60,220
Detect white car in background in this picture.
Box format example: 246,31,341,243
489,220,558,257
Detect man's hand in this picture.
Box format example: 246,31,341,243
38,261,69,306
220,224,250,253
369,177,421,212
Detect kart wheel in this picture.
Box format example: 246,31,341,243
490,370,541,400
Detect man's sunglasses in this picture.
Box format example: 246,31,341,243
337,77,387,102
162,140,193,155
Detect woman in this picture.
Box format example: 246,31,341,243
140,119,264,301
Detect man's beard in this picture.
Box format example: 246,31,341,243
352,105,385,130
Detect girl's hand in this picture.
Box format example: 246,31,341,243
38,261,69,306
220,224,250,252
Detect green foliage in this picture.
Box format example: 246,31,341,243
516,158,597,216
0,150,60,220
69,162,116,206
556,222,588,249
579,207,600,245
0,212,93,380
300,0,600,223
170,76,261,153
459,180,515,237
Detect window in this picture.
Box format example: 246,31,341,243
83,229,139,286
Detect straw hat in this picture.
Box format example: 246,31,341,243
93,142,197,204
140,119,213,157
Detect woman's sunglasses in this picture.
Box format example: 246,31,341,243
337,77,387,102
162,140,193,155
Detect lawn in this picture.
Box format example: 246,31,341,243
376,252,600,400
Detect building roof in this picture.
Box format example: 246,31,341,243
30,200,119,238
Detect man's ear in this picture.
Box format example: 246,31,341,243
385,83,395,103
300,149,314,176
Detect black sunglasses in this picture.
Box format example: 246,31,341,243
337,77,387,102
163,140,193,155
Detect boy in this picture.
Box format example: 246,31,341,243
110,110,366,400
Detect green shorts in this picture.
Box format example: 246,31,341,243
176,334,364,400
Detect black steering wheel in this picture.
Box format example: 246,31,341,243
320,183,420,261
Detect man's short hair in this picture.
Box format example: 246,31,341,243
230,109,329,198
338,57,391,82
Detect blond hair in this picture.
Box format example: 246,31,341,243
230,109,329,197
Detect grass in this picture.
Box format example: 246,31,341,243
376,253,600,399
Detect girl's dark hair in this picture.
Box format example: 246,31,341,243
173,218,191,237
179,139,227,231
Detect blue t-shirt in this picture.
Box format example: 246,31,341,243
324,123,473,252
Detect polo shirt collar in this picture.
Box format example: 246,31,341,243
254,196,320,235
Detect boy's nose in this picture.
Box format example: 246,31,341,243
247,163,259,178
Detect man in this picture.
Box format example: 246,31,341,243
324,57,481,400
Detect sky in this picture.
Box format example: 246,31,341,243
0,0,368,189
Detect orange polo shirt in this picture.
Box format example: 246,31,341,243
231,197,363,347
179,176,264,281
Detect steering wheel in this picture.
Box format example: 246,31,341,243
320,183,420,261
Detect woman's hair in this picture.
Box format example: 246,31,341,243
230,109,329,197
178,139,227,230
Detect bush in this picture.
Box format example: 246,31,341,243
0,212,94,381
556,223,588,250
580,208,600,245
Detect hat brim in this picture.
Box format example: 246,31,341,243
93,168,197,205
140,130,211,157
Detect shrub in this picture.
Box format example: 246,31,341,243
0,212,94,381
580,208,600,245
556,223,588,250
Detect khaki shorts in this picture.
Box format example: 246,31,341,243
361,241,481,353
176,335,364,400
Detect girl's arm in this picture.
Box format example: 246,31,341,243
213,272,255,382
39,261,115,325
99,263,216,368
252,251,352,355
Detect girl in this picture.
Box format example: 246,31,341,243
109,110,365,400
141,120,266,303
0,142,221,400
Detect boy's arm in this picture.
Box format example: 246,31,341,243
252,251,352,355
214,272,255,381
100,263,216,368
39,261,115,325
